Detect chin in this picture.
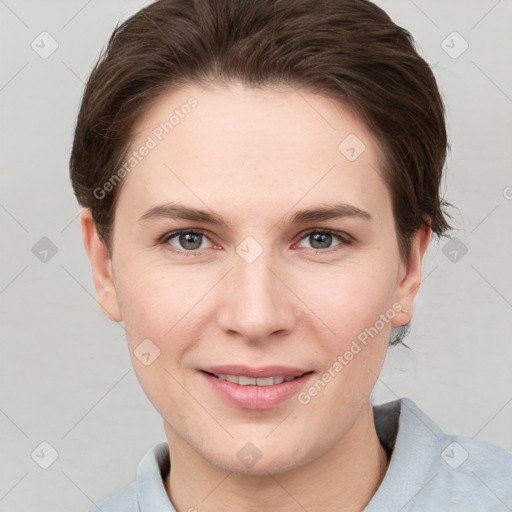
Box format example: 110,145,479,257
203,440,312,477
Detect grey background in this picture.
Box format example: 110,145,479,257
1,0,511,510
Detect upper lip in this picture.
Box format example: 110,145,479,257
201,365,312,378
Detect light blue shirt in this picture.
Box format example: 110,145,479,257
89,397,512,511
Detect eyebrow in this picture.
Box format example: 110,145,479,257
138,202,372,227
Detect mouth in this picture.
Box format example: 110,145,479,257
199,366,315,410
202,370,311,386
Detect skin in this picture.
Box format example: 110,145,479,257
82,82,431,512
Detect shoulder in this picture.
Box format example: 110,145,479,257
431,430,512,507
88,481,138,512
87,441,172,512
404,397,512,510
368,397,512,511
397,397,512,478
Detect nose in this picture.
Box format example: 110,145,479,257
216,252,297,343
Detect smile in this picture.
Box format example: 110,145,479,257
206,372,301,386
200,366,315,410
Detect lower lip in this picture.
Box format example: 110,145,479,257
200,371,314,410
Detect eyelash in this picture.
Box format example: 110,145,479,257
159,228,353,256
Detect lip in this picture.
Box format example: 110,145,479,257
201,365,310,378
199,365,314,410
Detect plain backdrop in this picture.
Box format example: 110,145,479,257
1,1,511,510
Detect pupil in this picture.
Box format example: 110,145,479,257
180,232,202,250
310,232,331,249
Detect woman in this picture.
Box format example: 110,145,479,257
70,0,512,510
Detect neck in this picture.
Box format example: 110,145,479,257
164,402,389,512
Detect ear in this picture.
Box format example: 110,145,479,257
80,208,122,322
391,221,432,327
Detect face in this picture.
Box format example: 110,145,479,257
83,82,429,475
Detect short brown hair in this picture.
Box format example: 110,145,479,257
69,0,454,345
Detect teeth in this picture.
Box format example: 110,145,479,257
239,376,256,385
254,376,274,386
214,374,298,386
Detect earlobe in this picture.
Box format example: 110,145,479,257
80,208,123,322
391,223,432,327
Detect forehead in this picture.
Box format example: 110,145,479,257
117,83,390,222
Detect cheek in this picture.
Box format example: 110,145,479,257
114,258,191,339
113,265,197,412
298,259,397,338
113,262,220,391
293,259,396,401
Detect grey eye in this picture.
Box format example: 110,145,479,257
167,231,212,251
298,231,343,250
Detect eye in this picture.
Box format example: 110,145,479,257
162,229,213,253
160,228,352,256
296,229,350,251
